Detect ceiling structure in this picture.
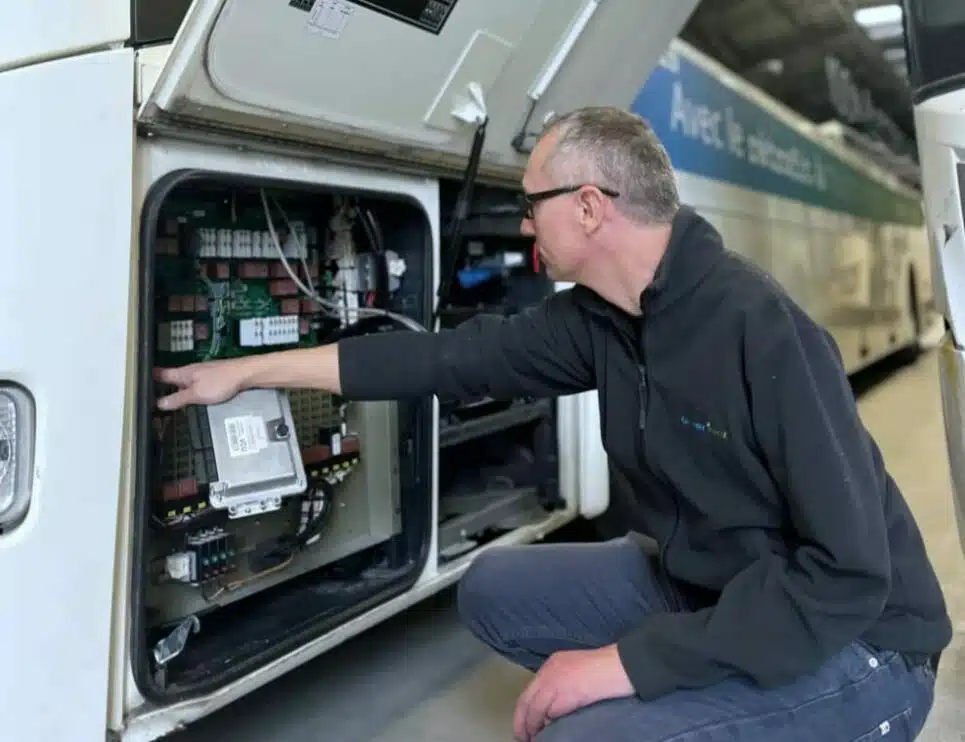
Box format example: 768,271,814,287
679,0,919,181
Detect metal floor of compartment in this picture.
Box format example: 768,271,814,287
171,341,965,742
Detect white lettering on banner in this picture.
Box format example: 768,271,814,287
670,81,725,150
668,80,828,192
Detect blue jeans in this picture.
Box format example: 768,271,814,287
457,537,938,741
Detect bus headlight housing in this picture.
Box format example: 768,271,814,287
0,384,34,532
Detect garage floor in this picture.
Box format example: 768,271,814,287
172,345,965,742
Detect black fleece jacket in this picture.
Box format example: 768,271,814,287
337,205,952,700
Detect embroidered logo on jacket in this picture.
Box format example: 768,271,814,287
680,415,728,440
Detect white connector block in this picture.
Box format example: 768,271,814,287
238,316,300,347
238,317,265,347
283,221,309,259
266,315,300,345
217,228,233,258
197,227,217,258
260,231,274,259
193,226,315,260
158,320,195,352
232,229,252,258
193,223,318,262
165,552,196,583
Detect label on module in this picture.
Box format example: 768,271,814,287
224,415,269,458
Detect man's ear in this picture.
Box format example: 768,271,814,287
577,187,606,234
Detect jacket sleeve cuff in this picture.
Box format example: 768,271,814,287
616,632,668,702
615,617,698,702
337,331,439,400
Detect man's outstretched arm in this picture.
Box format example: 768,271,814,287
156,288,597,411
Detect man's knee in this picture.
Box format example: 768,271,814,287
533,700,642,742
456,546,518,632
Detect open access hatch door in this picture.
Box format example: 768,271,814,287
136,0,701,173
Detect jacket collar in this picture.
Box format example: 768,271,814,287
574,204,725,321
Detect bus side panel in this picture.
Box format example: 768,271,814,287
0,1,129,72
0,48,135,742
915,86,965,557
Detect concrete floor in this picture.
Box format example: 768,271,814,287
172,346,965,742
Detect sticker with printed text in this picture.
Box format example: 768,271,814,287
224,415,269,458
307,0,354,39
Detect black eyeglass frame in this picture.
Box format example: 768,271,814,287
519,184,620,219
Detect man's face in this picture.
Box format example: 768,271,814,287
520,133,591,283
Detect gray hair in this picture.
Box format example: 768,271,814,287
542,106,680,225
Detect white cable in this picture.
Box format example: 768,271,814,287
197,265,225,359
299,251,315,296
259,189,427,333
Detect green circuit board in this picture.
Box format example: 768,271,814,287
152,189,340,366
150,186,350,487
153,257,334,365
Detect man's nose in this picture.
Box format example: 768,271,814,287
520,217,534,237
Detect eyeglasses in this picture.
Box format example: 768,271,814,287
518,184,620,220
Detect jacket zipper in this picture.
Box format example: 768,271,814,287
638,329,683,612
637,363,649,450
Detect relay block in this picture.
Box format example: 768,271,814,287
164,527,238,585
194,224,312,260
153,215,324,359
239,316,300,347
158,320,195,353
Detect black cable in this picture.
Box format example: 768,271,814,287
511,98,540,154
358,204,384,255
435,117,489,321
295,482,337,548
358,206,391,308
248,482,337,571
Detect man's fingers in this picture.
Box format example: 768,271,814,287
154,364,195,411
514,674,542,741
514,679,555,742
154,366,199,411
154,366,194,386
157,388,195,411
524,686,556,741
154,367,176,384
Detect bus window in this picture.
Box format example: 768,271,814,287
902,0,965,99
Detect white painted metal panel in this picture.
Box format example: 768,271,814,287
0,48,135,742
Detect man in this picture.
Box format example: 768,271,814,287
156,107,951,741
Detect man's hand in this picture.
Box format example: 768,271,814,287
154,359,250,411
154,345,344,412
513,645,635,741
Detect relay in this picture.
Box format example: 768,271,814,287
164,527,238,585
